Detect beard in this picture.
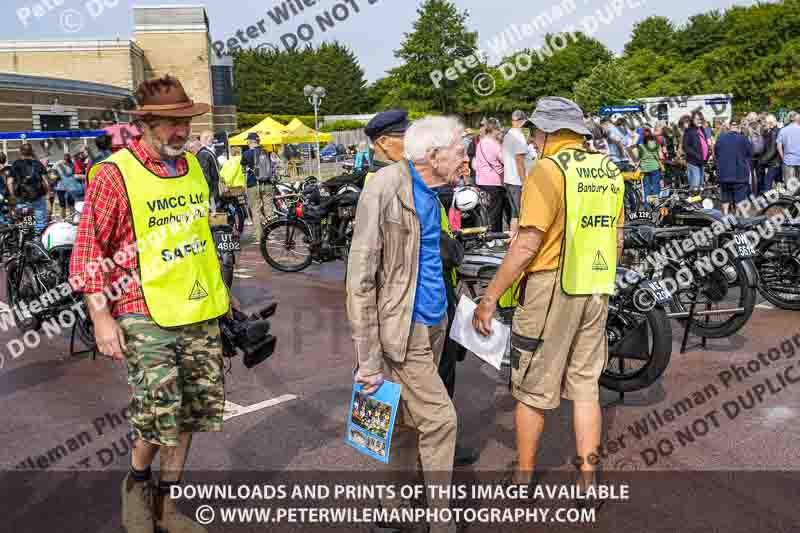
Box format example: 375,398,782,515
155,137,189,159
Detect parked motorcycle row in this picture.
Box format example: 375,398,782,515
0,194,95,349
261,164,800,393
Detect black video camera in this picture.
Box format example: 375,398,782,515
220,302,278,369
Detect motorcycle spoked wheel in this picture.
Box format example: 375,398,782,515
601,303,672,393
663,258,756,338
756,239,800,310
260,219,314,272
5,259,41,332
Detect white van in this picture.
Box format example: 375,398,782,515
633,94,733,126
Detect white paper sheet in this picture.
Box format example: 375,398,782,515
449,295,510,371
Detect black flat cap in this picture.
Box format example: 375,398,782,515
246,132,260,141
365,109,409,140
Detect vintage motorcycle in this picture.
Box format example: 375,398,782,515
2,205,92,348
624,188,759,338
260,181,358,272
455,227,674,393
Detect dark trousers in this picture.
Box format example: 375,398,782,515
438,277,465,399
752,162,765,195
480,185,506,232
762,166,781,194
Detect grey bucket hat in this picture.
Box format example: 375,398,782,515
528,96,591,136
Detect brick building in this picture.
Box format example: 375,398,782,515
0,5,235,158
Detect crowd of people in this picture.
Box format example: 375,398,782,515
457,108,800,224
0,135,116,231
8,68,798,533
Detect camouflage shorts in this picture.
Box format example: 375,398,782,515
119,314,225,447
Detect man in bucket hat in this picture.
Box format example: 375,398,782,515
472,97,625,501
70,75,233,533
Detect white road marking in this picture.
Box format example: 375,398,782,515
0,301,10,314
223,394,298,421
234,274,253,279
223,400,244,420
757,302,777,310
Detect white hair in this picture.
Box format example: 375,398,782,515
200,130,214,146
765,114,777,127
404,116,463,161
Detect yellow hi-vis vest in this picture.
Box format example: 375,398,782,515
87,161,102,184
220,155,246,189
107,149,229,327
547,148,624,296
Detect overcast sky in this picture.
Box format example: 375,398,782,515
2,0,765,82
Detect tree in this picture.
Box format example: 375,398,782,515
389,0,480,112
233,42,369,115
499,33,613,109
620,48,680,96
573,60,641,114
624,16,677,56
364,77,396,111
674,10,726,58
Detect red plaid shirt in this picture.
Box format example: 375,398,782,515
69,141,188,318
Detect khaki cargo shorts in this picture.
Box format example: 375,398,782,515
119,314,225,447
510,269,609,410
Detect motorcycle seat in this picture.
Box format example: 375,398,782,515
625,225,691,248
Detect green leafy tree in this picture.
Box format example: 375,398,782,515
573,60,641,114
624,16,677,56
674,10,726,58
499,33,613,109
620,49,680,96
389,0,480,112
233,42,369,115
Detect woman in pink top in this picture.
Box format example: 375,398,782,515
473,118,506,231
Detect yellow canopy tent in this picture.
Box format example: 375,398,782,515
285,118,334,144
229,117,303,147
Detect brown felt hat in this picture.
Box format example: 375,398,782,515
129,75,210,118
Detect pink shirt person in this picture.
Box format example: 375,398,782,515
474,136,504,186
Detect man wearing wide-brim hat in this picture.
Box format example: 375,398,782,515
70,75,233,533
473,97,625,502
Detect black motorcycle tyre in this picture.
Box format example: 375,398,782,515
260,219,313,272
663,258,756,338
601,305,672,393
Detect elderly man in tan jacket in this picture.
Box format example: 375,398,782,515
346,115,466,533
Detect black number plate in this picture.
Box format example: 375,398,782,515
733,233,755,258
21,215,35,227
628,211,651,221
215,230,241,253
338,206,355,219
642,280,671,303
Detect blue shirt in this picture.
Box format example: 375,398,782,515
777,123,800,166
607,126,628,163
163,158,179,177
408,161,447,326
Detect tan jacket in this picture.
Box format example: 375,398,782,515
346,160,420,377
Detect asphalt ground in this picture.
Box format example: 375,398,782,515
1,231,799,532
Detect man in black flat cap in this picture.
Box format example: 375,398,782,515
363,109,409,185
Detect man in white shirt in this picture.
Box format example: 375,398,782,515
503,110,536,235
